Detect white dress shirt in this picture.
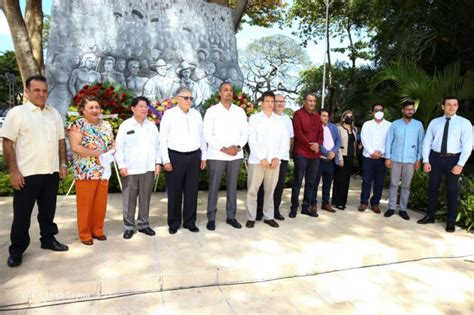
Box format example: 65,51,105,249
248,111,288,164
159,106,207,164
0,102,64,177
422,114,473,166
203,102,248,161
115,117,161,175
278,112,294,161
360,119,392,158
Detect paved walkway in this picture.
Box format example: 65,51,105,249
0,184,473,314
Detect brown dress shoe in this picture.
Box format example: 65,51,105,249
371,205,381,214
246,220,255,228
358,203,367,212
81,239,93,246
264,219,279,228
92,235,107,241
310,205,318,212
321,204,336,213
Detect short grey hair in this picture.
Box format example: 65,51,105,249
274,92,285,98
175,86,192,96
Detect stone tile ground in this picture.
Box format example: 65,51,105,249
1,185,473,314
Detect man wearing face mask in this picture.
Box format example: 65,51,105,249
359,104,391,213
384,101,424,220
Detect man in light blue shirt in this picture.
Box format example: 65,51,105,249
418,96,473,232
384,101,424,220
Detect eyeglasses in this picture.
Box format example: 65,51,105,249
178,96,194,101
374,109,384,113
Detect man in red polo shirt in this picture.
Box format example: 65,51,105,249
290,93,324,218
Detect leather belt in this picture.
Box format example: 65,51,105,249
430,150,460,157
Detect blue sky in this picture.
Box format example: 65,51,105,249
0,0,360,66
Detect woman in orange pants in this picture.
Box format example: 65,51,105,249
68,95,114,245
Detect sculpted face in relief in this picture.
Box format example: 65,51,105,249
45,0,245,118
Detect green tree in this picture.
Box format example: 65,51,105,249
299,62,401,123
240,34,311,101
0,51,22,109
286,0,375,112
1,0,44,87
366,0,474,75
370,61,474,127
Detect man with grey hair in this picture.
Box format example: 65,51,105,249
159,87,207,234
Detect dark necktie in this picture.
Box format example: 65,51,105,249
441,117,451,154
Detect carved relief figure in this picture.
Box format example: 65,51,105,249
126,60,147,95
173,62,203,108
68,53,101,95
143,59,175,101
101,56,126,86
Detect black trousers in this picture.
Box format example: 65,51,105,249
332,155,354,207
165,149,201,230
291,155,320,212
427,151,461,223
312,159,335,206
9,173,60,256
257,160,289,216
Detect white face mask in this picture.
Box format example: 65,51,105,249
374,111,384,120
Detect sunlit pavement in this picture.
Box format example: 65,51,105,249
1,182,473,314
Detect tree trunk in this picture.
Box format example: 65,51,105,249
343,20,356,112
325,11,335,113
232,0,248,31
2,0,41,90
25,0,44,74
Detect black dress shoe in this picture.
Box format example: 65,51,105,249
246,220,255,228
226,218,242,229
336,205,345,210
123,230,134,239
289,210,297,218
139,227,156,236
169,228,178,234
399,211,410,221
446,222,455,233
384,209,395,217
256,212,263,221
7,254,22,267
264,219,279,228
41,239,69,252
274,213,285,221
301,209,319,217
207,220,216,231
184,225,200,232
417,215,435,224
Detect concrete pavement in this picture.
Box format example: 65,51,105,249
0,184,473,314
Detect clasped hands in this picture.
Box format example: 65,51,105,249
260,158,280,169
220,145,240,156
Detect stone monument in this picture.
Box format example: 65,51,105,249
45,0,245,117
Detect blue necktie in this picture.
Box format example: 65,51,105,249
441,117,450,154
